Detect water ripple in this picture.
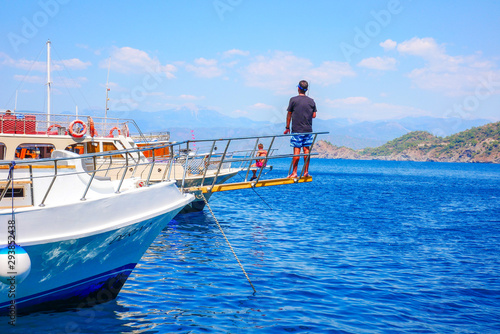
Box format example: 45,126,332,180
2,160,499,333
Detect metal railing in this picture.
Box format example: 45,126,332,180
0,111,148,142
0,131,328,206
159,131,328,192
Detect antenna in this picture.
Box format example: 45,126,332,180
46,40,52,123
14,90,18,112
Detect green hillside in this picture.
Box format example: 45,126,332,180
360,131,438,157
315,121,500,163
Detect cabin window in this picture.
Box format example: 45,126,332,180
65,144,85,154
0,187,24,198
14,143,55,159
102,142,123,158
86,142,100,154
137,143,170,158
0,143,5,160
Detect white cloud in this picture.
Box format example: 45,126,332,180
179,94,205,100
326,97,370,107
185,57,224,78
396,37,500,96
380,39,397,51
251,102,275,110
13,74,45,84
397,37,443,58
233,109,249,116
357,57,397,70
324,97,430,121
105,46,176,79
57,58,91,70
55,76,88,89
223,49,250,58
13,74,87,88
243,51,355,94
194,58,217,66
0,52,91,72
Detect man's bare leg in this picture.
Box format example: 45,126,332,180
288,147,301,177
303,147,310,176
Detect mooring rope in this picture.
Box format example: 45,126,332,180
236,173,272,211
201,193,257,293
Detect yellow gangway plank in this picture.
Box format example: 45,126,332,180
188,176,312,194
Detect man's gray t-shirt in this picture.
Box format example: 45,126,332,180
287,95,317,133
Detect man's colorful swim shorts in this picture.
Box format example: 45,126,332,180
290,134,313,148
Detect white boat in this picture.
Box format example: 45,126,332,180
0,145,194,315
0,40,239,213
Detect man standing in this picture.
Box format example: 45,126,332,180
284,80,317,178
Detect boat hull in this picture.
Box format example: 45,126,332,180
0,182,193,315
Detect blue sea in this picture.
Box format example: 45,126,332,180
2,159,500,333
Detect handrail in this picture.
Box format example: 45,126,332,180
145,149,155,186
256,135,275,183
39,159,58,207
116,152,129,194
299,133,319,178
80,155,97,201
200,141,217,187
177,131,329,145
209,139,232,192
0,131,329,208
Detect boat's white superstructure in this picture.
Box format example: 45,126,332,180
0,110,243,212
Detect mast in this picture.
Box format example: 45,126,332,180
105,86,110,119
46,40,52,123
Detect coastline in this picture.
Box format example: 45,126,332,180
313,121,500,164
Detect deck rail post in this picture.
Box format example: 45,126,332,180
209,139,232,192
244,138,260,182
40,159,59,206
166,146,175,181
200,140,217,187
180,153,190,192
145,149,156,186
116,152,129,193
299,133,318,178
80,155,97,201
255,136,275,182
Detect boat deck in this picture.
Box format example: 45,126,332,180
186,176,312,194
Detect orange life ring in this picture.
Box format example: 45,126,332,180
47,124,62,134
109,127,121,137
88,116,97,137
68,120,87,138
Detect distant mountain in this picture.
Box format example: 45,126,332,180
315,116,491,149
77,108,493,149
106,109,270,135
315,121,500,163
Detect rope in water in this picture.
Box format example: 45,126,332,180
201,193,256,293
236,173,272,211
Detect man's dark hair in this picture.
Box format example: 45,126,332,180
298,80,308,92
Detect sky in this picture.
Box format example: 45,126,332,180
1,0,500,126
